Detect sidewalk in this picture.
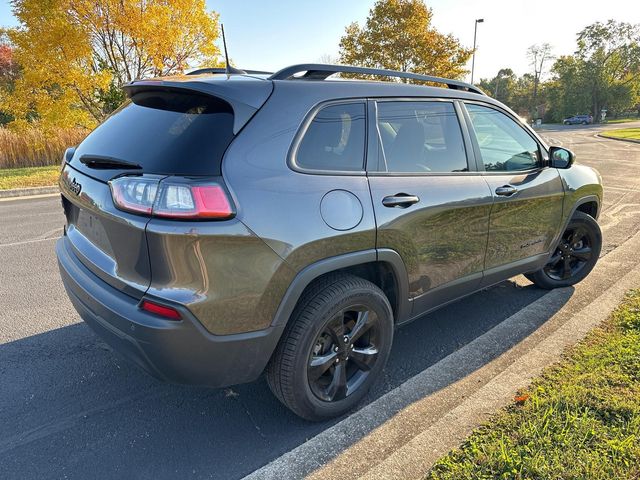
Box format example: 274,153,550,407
246,227,640,480
0,185,58,200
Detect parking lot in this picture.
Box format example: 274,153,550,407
2,122,640,479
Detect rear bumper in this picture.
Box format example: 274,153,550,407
56,236,283,387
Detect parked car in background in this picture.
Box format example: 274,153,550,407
563,114,593,125
56,64,603,421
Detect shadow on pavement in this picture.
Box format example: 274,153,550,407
0,279,570,480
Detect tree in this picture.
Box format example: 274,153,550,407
338,0,472,81
576,20,640,119
479,68,517,106
0,29,19,125
317,53,339,64
2,0,221,130
527,43,554,118
0,31,19,87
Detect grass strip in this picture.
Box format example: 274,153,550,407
427,289,640,480
601,128,640,141
0,165,60,190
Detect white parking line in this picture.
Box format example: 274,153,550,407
0,237,58,248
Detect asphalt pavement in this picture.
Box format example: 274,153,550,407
1,122,640,479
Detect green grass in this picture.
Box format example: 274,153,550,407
605,117,640,124
601,128,640,141
0,165,60,190
426,290,640,480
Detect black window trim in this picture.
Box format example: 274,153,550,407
288,98,368,176
366,97,481,177
460,100,550,175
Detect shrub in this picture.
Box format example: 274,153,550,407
0,126,87,169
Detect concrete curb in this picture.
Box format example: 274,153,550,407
244,228,640,480
597,133,640,144
0,186,59,199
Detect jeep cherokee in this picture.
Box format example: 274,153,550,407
56,64,603,421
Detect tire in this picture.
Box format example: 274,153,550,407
563,121,570,125
525,211,601,289
266,273,394,421
581,121,587,125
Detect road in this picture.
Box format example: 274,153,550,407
1,122,640,479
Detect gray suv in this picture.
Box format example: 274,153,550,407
563,114,593,125
56,64,603,420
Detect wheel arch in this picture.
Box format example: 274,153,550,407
548,194,601,262
270,249,411,329
574,198,599,220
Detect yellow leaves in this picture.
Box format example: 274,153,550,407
2,0,220,131
339,0,472,80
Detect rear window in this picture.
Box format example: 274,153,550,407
377,101,468,173
71,90,234,177
294,102,366,172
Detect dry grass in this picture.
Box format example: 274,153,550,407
0,127,88,169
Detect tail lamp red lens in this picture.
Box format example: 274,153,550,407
141,300,181,320
153,184,233,219
109,176,234,220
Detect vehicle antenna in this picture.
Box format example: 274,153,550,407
221,24,246,75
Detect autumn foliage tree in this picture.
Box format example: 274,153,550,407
1,0,221,130
339,0,472,81
544,20,640,122
0,32,18,88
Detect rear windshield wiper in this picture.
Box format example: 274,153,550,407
79,154,142,170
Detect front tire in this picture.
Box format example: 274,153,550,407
525,211,601,289
266,274,394,421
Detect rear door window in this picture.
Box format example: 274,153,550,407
70,90,235,181
294,102,366,172
376,101,468,173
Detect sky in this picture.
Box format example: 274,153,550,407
1,0,640,82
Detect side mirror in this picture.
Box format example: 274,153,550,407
549,146,575,169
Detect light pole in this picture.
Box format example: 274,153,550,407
471,18,484,84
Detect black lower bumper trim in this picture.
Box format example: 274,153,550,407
56,236,283,387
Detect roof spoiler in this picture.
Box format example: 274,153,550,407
123,78,273,135
269,63,485,95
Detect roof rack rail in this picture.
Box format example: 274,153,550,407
187,68,273,76
268,63,484,95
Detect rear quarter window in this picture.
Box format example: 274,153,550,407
294,102,366,172
71,90,234,179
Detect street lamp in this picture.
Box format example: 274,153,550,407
471,18,484,84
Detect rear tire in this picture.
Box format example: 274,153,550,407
266,274,393,421
525,211,601,289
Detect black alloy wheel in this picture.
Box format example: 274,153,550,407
543,225,593,281
266,274,393,421
526,211,602,289
308,306,380,402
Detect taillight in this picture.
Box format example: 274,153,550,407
110,176,158,215
153,183,233,219
140,299,181,320
108,176,234,220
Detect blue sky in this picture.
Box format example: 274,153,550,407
2,1,639,81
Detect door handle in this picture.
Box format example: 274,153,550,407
382,194,420,208
495,185,518,197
